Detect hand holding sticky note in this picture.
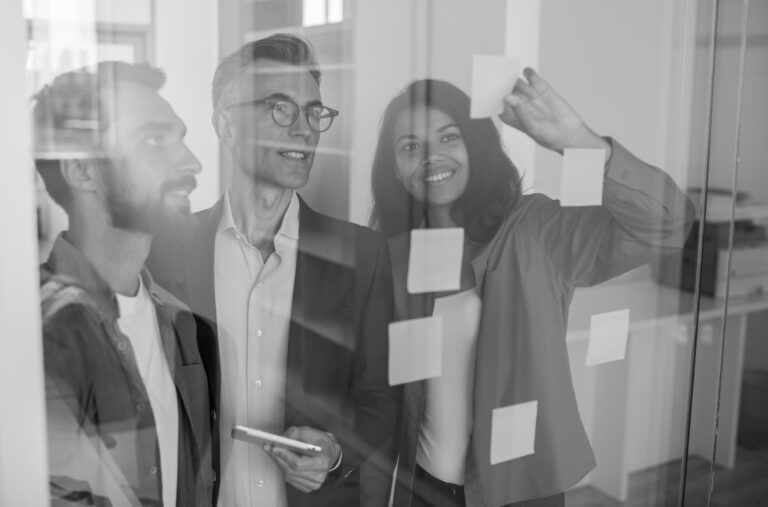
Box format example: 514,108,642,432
560,148,606,206
470,55,521,119
586,308,630,366
490,401,538,465
407,228,464,294
388,316,443,386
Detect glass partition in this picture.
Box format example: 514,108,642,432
8,0,765,505
702,0,768,505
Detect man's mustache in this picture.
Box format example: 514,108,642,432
161,175,198,194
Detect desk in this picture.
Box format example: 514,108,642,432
565,279,768,501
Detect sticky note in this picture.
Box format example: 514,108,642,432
490,401,538,465
407,228,464,294
388,316,443,386
586,308,630,366
470,55,521,119
560,148,606,206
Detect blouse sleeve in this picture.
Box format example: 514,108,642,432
526,137,696,287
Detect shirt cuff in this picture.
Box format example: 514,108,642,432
329,449,342,472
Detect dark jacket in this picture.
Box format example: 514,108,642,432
148,196,400,506
389,139,696,506
42,234,215,507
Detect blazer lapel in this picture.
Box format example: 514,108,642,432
290,198,328,324
284,199,332,431
184,200,222,323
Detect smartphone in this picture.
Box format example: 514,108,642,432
231,425,323,455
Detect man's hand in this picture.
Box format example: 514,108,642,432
264,426,342,493
499,67,610,159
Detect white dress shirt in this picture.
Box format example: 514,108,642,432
214,192,299,507
116,276,179,507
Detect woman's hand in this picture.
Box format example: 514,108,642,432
499,67,610,158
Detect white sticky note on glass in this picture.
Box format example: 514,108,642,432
388,316,443,386
490,400,538,465
586,308,630,366
407,228,464,294
560,148,606,206
470,55,521,119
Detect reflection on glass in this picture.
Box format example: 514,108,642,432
16,1,766,506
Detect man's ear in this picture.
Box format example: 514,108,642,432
212,108,237,148
60,159,99,193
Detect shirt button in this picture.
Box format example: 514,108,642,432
257,480,265,487
210,409,217,422
136,402,146,412
117,342,127,351
149,466,158,475
253,380,263,388
255,329,263,337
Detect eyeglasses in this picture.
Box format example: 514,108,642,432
228,97,339,133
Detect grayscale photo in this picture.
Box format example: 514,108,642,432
1,1,767,506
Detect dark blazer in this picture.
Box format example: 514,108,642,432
148,195,400,506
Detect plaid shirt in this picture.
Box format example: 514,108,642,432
42,234,214,506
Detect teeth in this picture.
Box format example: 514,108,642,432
282,151,306,160
168,189,191,197
425,171,453,183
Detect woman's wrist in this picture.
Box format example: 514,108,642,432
561,124,612,162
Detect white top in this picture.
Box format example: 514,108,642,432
214,192,299,507
416,288,482,485
116,277,178,507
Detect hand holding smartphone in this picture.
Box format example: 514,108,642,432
231,425,323,455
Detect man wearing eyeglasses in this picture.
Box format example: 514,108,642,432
148,34,399,507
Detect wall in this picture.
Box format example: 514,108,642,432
536,0,689,190
156,0,220,212
0,0,49,504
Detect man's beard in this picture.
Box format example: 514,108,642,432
102,160,196,240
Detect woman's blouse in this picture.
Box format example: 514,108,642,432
416,288,482,485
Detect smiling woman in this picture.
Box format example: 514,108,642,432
371,80,522,245
392,107,470,216
370,74,695,507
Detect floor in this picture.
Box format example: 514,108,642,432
565,446,768,506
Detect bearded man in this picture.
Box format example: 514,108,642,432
33,61,216,507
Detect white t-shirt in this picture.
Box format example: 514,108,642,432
416,288,482,485
116,277,179,507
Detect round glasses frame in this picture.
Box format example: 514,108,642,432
228,97,339,133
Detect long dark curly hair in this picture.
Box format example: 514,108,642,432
369,79,522,245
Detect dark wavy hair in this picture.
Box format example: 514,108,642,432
370,79,522,244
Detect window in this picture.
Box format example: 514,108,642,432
303,0,343,27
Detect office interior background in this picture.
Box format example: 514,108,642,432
1,0,767,505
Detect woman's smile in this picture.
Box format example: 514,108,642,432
424,168,457,184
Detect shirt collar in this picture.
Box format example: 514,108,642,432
45,233,163,321
217,190,300,242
